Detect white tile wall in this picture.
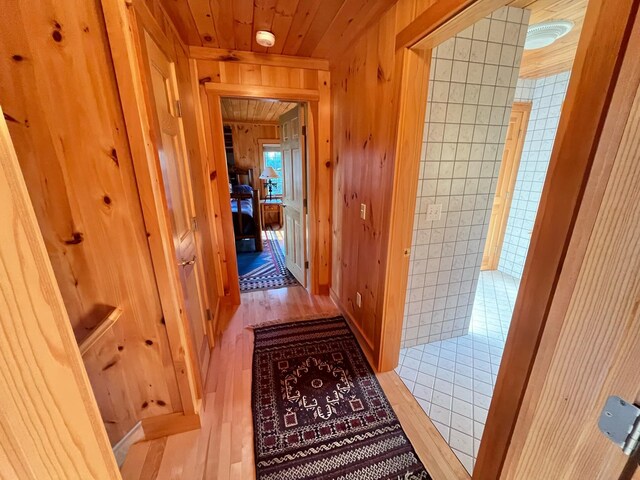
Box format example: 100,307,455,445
402,7,530,348
498,72,571,278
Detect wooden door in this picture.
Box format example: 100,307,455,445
280,106,307,286
502,56,640,479
481,102,531,270
144,32,210,383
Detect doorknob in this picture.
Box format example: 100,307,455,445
178,255,196,267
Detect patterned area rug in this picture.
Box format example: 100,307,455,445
238,229,299,292
252,317,431,480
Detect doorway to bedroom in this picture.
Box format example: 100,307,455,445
220,97,307,293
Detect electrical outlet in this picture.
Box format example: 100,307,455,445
356,292,362,308
426,203,442,221
360,203,367,220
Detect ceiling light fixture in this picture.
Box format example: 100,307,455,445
524,20,574,50
256,31,276,48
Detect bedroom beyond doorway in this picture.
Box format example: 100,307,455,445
221,97,307,292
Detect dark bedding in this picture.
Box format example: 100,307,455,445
231,185,257,235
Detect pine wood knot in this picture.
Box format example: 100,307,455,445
145,339,154,346
52,30,63,42
11,54,24,62
103,195,112,205
64,232,84,245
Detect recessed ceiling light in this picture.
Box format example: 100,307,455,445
256,31,276,48
524,20,574,50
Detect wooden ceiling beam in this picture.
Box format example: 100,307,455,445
189,46,329,70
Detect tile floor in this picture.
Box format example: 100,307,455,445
396,270,520,473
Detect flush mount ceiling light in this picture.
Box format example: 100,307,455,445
524,20,574,50
256,30,276,47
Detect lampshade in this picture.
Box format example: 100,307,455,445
259,166,280,179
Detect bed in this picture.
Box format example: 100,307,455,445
229,167,262,251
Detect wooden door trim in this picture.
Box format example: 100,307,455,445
199,80,331,297
378,47,433,373
482,101,532,271
101,0,201,416
0,106,121,479
205,82,320,102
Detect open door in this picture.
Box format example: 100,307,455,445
482,102,531,270
143,32,211,385
279,105,307,287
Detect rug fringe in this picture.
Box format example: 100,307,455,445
245,313,342,330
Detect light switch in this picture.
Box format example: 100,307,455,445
360,203,367,220
426,203,442,221
356,292,362,308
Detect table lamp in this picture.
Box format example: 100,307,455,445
259,166,280,201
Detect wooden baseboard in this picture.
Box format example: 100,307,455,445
113,412,201,467
329,288,378,370
140,412,201,441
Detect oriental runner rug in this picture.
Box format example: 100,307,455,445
252,317,431,480
238,228,298,292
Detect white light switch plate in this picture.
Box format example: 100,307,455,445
360,203,367,220
426,203,442,221
356,292,362,308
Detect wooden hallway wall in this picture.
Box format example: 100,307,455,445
330,0,436,366
0,0,185,445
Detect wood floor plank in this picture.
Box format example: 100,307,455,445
123,286,467,479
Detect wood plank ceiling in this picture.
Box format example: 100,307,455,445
511,0,589,78
220,98,296,124
158,0,397,58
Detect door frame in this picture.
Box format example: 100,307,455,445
139,26,213,388
381,0,640,478
481,101,532,271
101,0,203,416
200,81,330,299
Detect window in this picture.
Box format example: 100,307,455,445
263,146,283,196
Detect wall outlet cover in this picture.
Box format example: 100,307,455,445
426,203,442,221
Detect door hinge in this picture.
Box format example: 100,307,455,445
599,396,640,456
301,125,307,136
304,261,309,269
175,99,182,117
303,198,307,209
206,308,212,322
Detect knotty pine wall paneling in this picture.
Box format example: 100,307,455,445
228,123,280,189
331,0,427,357
0,0,183,444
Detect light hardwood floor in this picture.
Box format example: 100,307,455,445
121,286,469,480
